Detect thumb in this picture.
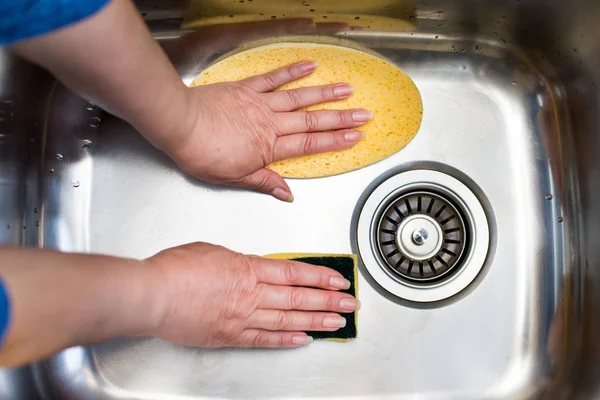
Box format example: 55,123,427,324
238,168,294,202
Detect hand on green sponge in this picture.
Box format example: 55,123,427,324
266,253,358,341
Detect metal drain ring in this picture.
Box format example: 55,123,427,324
356,169,490,303
376,191,468,282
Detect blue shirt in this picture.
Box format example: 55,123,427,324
0,0,110,46
0,279,9,346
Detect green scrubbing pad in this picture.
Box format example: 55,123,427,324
265,253,358,341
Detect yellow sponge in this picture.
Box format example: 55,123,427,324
191,43,423,178
265,253,358,341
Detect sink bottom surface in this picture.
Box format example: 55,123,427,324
38,33,567,400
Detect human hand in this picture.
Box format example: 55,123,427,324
163,62,373,202
146,242,359,348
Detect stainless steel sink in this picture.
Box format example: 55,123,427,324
1,0,600,399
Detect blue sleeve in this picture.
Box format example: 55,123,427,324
0,0,111,46
0,279,10,346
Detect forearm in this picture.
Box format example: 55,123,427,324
0,247,163,368
10,0,192,153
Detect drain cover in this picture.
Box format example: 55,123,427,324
355,169,490,302
377,191,467,282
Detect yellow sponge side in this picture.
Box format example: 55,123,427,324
265,253,358,342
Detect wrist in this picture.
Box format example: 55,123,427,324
131,83,198,159
75,256,168,343
118,259,169,338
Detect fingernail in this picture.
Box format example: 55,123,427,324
352,109,374,122
333,84,354,98
324,317,347,328
292,335,313,345
330,276,351,289
272,188,294,202
344,131,363,142
340,298,360,311
299,61,318,74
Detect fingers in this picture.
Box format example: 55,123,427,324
248,310,347,331
236,329,312,348
275,108,373,134
252,257,351,290
239,61,318,93
234,168,294,202
258,285,360,312
273,129,362,162
264,83,354,112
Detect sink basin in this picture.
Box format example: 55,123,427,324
1,0,600,399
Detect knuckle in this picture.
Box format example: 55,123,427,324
319,270,328,287
253,173,274,192
286,90,303,109
322,86,332,99
339,111,351,125
289,288,304,309
302,135,317,155
234,86,253,101
251,331,271,347
309,314,319,330
262,73,279,90
284,262,300,284
274,310,291,330
325,293,336,310
304,111,319,131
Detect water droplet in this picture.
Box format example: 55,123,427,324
512,81,517,85
460,65,467,70
557,217,564,223
36,221,40,227
80,139,93,148
88,117,101,128
49,168,55,174
55,154,63,160
72,180,80,188
545,194,553,200
85,102,96,111
34,208,38,214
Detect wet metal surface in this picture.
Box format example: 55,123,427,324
37,28,573,400
3,0,600,398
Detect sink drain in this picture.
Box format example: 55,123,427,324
377,190,468,282
356,169,489,302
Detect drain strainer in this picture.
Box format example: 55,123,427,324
356,169,489,302
377,191,467,282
